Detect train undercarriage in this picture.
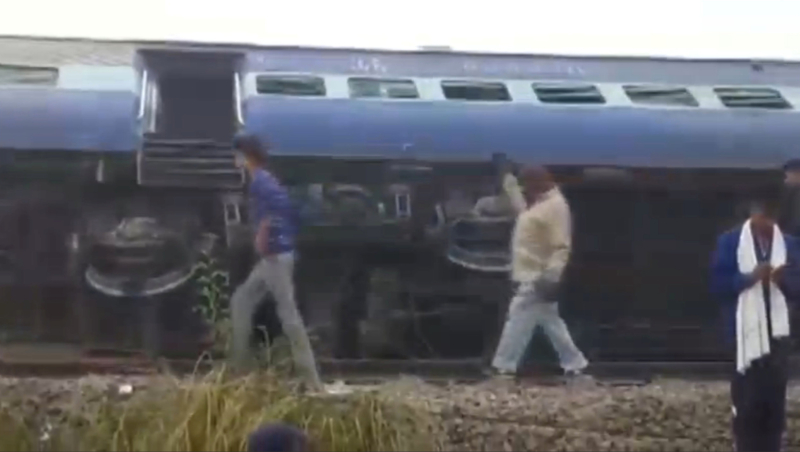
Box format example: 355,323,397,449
0,152,793,366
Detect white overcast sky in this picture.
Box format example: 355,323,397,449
1,0,798,60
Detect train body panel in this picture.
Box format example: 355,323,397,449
2,36,800,166
2,83,799,170
243,97,800,169
0,88,138,152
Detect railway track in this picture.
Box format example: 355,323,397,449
0,343,763,386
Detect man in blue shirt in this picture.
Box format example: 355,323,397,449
229,133,322,390
711,197,800,452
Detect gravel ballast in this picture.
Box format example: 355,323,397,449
3,375,800,451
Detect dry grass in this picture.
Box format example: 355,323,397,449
0,367,440,452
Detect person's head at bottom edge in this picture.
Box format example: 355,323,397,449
247,423,309,452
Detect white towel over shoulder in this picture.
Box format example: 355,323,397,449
736,220,790,374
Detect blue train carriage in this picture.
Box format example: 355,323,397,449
2,38,800,363
239,51,800,361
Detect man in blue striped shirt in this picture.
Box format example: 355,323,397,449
230,133,322,390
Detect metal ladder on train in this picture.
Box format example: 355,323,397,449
136,137,245,189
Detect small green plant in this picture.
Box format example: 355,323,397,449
193,252,232,354
192,253,290,369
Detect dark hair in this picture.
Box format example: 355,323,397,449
519,165,555,195
233,133,268,166
247,424,308,452
747,196,780,218
784,159,800,172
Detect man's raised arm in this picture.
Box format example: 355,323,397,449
502,173,527,214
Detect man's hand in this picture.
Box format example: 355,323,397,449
255,234,267,256
751,263,773,286
502,173,520,193
771,264,786,284
502,173,527,214
534,276,560,303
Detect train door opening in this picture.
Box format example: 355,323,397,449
135,49,246,189
155,76,236,140
139,50,243,142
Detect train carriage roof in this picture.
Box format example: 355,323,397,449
0,88,138,152
243,97,800,170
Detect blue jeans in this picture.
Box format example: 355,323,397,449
492,281,588,373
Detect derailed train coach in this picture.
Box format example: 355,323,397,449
0,36,799,363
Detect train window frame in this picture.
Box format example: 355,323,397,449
0,64,59,87
255,74,327,97
713,86,792,110
348,77,420,99
531,82,606,105
623,84,699,108
441,80,512,102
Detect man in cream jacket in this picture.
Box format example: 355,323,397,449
490,166,589,378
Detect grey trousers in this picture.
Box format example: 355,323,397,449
230,252,322,388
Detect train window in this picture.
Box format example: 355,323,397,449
623,84,699,107
256,74,326,96
441,80,511,101
348,77,419,99
0,64,58,86
532,82,605,104
713,87,792,110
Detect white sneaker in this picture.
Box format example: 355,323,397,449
564,369,594,386
483,367,515,380
323,380,354,395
